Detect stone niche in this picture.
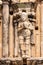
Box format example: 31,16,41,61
13,2,36,58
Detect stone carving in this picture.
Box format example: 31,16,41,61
18,12,34,57
13,14,21,57
2,1,9,57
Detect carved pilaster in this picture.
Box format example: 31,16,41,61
0,3,2,58
2,0,9,57
13,16,19,57
41,1,43,57
35,2,41,57
9,15,14,57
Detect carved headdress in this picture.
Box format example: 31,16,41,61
21,12,28,21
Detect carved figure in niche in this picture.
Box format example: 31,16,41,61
18,12,34,57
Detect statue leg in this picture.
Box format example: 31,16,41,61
19,35,24,57
25,36,31,57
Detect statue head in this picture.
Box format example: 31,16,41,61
21,12,28,21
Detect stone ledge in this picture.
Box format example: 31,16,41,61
0,57,43,61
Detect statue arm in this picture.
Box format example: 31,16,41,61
18,23,24,32
23,22,34,30
28,23,34,30
18,27,23,31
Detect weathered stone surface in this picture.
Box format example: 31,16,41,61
41,1,43,57
9,15,14,57
2,1,9,57
0,0,43,64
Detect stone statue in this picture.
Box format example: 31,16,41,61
18,12,34,57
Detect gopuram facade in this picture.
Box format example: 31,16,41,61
0,0,43,65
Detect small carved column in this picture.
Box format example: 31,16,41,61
9,15,14,57
40,1,43,57
30,9,36,57
13,17,19,57
2,0,9,57
0,21,2,58
0,6,2,58
35,2,41,57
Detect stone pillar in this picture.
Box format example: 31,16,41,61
9,15,14,57
0,5,2,58
0,20,2,58
40,1,43,57
35,3,41,57
31,9,36,57
13,19,18,57
2,1,9,57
